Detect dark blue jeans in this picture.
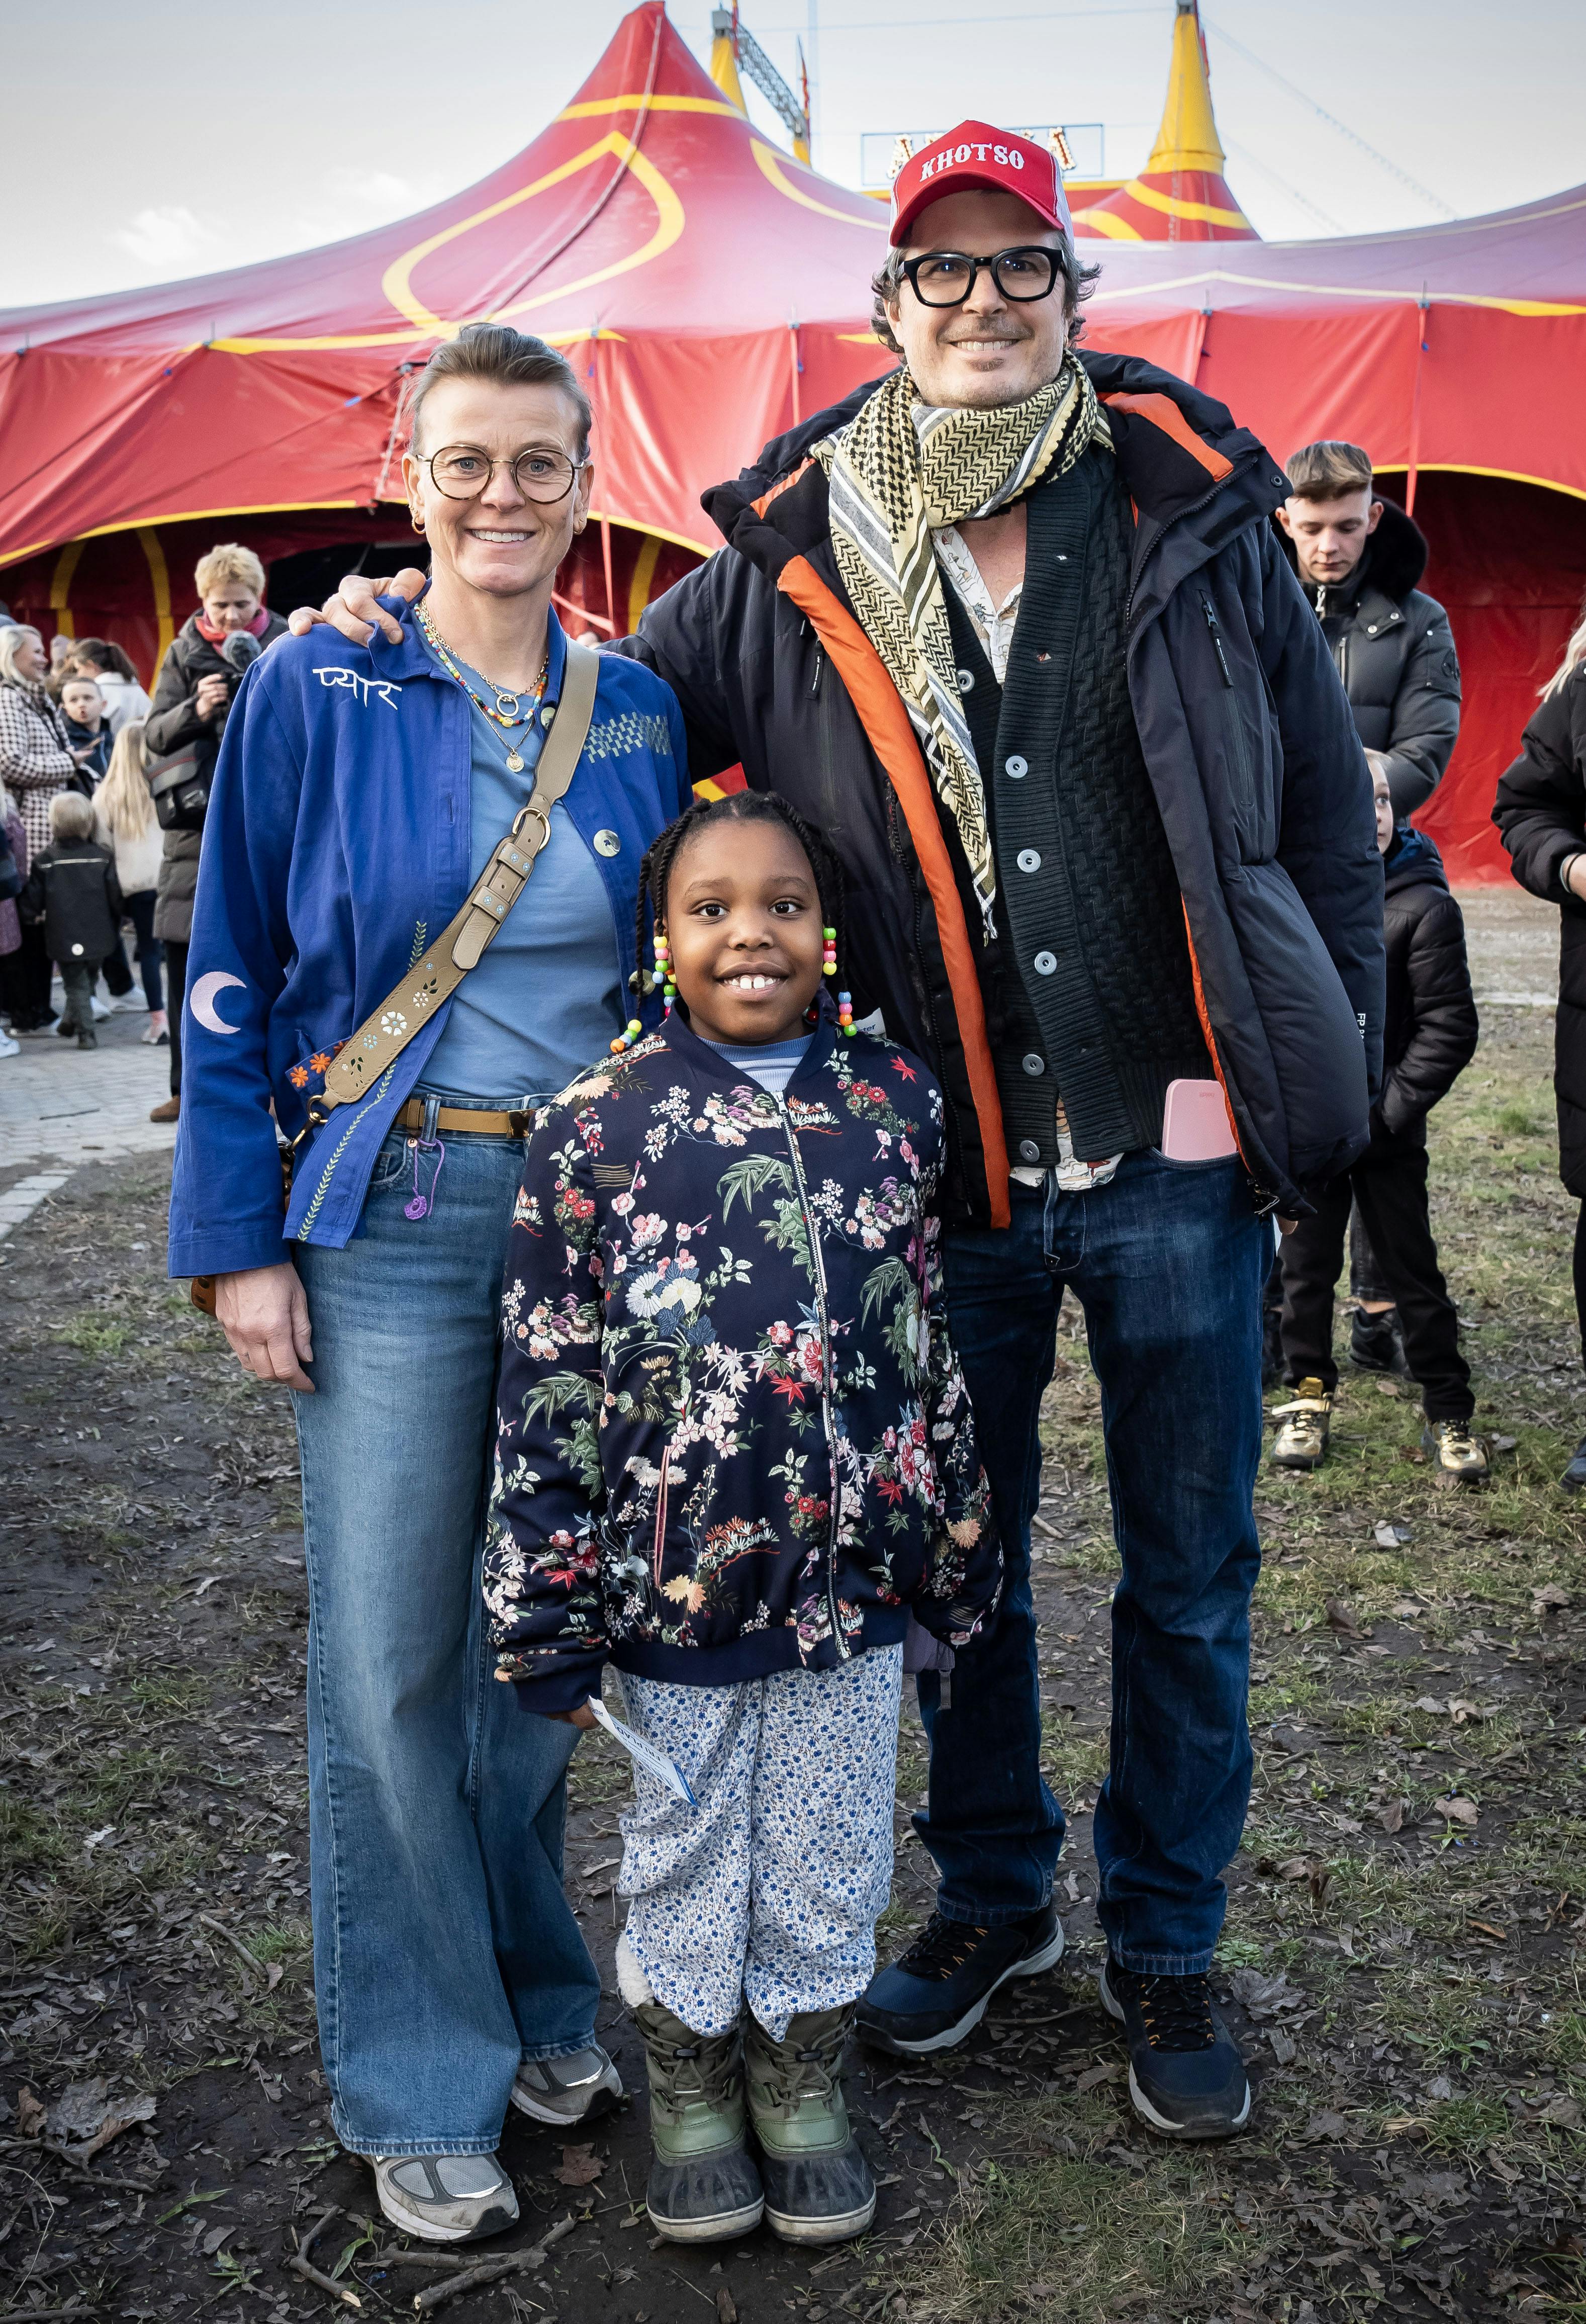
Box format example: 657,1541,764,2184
922,1148,1268,1974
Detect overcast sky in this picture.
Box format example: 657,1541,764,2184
3,0,1582,310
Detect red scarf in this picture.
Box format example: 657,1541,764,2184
196,604,269,646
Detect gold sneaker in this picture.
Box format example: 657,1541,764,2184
1270,1379,1331,1470
1422,1419,1488,1485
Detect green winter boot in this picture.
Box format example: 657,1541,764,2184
634,2000,764,2243
744,2005,876,2244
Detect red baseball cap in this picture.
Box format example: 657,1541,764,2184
889,121,1073,248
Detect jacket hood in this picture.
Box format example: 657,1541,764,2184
1384,821,1447,897
703,350,1288,594
1274,496,1430,608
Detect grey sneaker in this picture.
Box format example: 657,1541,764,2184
368,2153,518,2244
510,2043,624,2126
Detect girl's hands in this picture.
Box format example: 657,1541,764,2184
550,1703,600,1730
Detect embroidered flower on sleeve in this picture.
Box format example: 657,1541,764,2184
288,1064,311,1089
310,1051,333,1074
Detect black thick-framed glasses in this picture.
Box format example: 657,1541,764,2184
900,246,1064,308
425,443,586,503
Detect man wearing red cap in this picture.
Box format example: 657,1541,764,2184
303,122,1381,2153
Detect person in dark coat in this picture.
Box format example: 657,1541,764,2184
21,789,122,1048
298,126,1383,2140
1491,604,1586,1488
142,543,288,1121
1274,438,1465,1375
1273,760,1480,1477
1276,439,1461,820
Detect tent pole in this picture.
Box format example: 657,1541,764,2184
600,516,615,634
1405,290,1430,520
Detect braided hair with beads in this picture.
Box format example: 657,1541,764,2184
610,790,856,1052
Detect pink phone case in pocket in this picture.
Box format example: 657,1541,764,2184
1160,1078,1238,1161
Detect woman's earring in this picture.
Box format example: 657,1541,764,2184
409,510,426,535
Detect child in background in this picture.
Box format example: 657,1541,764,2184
58,676,112,785
486,792,999,2249
21,790,122,1049
1272,763,1483,1480
94,725,167,1042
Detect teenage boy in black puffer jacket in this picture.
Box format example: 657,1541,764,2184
1272,762,1483,1482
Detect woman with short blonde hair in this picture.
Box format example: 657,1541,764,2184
94,724,167,1040
142,544,287,1118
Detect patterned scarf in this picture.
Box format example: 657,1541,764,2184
813,357,1109,934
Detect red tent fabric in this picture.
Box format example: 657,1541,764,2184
0,3,891,656
1078,192,1586,876
2,3,1581,878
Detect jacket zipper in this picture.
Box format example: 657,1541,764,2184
1201,595,1257,843
775,1095,850,1660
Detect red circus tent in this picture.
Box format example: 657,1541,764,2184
1078,192,1586,879
1,0,1582,880
0,2,890,670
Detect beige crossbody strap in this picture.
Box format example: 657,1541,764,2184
307,639,601,1129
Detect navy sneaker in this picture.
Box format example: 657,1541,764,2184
855,1904,1064,2057
1098,1962,1251,2139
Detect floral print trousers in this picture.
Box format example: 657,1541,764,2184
613,1645,904,2040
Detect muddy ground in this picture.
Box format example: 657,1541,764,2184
1,893,1581,2324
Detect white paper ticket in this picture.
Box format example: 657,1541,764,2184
586,1695,697,1806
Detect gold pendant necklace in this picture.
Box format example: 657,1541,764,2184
416,599,548,772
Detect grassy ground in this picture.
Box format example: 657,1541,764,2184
0,892,1580,2323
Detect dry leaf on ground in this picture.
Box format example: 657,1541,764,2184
553,2142,605,2186
1432,1795,1479,1826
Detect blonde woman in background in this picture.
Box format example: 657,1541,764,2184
0,622,90,1031
1494,593,1586,1489
0,777,26,1056
95,723,167,1043
143,544,288,1120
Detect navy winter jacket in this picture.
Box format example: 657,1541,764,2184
484,1014,1001,1714
617,352,1384,1224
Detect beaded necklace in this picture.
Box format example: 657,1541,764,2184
415,597,549,775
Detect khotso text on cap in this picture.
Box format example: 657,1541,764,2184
889,122,1073,248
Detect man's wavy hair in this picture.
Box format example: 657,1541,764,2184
869,239,1100,358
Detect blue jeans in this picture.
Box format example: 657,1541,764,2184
293,1094,600,2154
924,1149,1267,1974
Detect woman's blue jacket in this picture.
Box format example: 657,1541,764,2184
166,601,691,1280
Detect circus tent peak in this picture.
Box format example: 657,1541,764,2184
1070,1,1257,243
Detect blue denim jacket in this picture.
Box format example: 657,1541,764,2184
167,600,691,1279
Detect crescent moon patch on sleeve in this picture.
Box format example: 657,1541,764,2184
189,970,247,1035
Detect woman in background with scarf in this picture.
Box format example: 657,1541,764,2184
142,544,287,1122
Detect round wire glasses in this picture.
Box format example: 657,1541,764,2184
425,445,585,503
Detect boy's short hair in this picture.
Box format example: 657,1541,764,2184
194,542,266,600
50,789,96,841
1285,440,1375,501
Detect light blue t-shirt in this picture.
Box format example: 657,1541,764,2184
703,1033,814,1096
421,633,622,1102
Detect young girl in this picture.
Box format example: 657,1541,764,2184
485,791,1000,2249
94,725,167,1042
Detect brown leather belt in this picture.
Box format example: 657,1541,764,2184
396,1099,533,1139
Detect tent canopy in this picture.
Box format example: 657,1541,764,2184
2,2,1581,880
1073,0,1257,243
0,2,889,576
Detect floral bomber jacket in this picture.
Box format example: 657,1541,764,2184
485,1013,1001,1713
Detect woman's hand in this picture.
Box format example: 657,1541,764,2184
286,570,428,648
214,1262,314,1392
194,674,231,722
550,1703,599,1730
